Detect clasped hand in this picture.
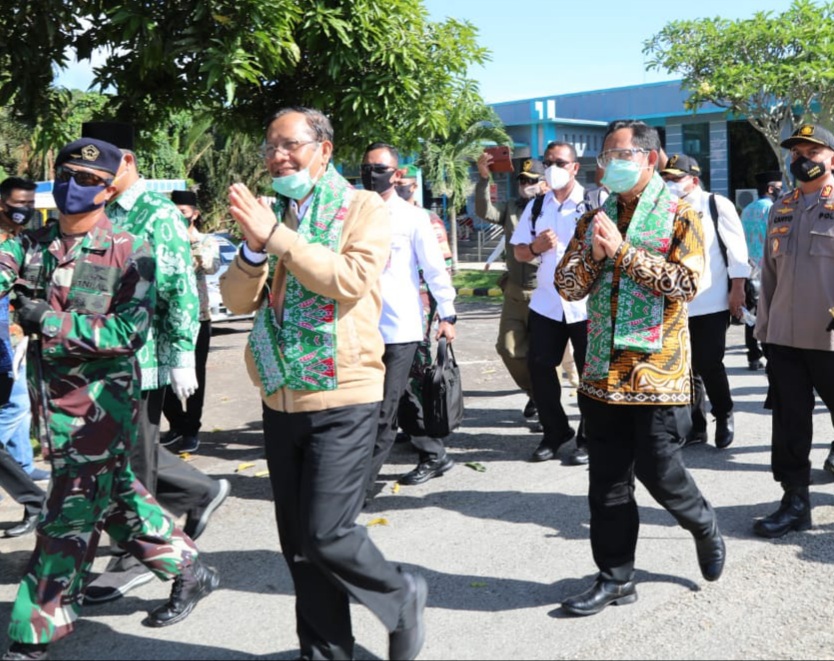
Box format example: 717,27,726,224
228,183,276,252
591,211,623,261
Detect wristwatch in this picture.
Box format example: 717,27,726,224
440,315,457,325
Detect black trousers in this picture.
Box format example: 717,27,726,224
768,344,834,488
0,445,44,518
745,323,763,363
579,395,716,583
688,310,733,431
263,401,410,660
130,387,214,517
163,320,211,437
367,342,419,491
527,310,587,447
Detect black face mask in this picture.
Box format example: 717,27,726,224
4,204,34,226
790,155,827,183
361,168,395,194
395,185,413,201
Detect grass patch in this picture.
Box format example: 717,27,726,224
452,269,503,291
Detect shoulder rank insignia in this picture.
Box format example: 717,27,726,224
822,184,834,200
769,225,790,235
772,237,780,255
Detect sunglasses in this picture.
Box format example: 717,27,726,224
360,163,395,174
543,159,573,169
55,166,113,188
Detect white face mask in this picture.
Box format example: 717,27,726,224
665,180,688,198
521,182,543,199
545,165,570,191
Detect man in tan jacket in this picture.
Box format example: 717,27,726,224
220,107,426,661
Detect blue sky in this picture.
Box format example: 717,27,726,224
422,0,796,103
58,0,796,101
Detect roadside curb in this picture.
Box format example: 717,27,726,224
455,287,503,297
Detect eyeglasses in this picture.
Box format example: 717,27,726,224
55,166,113,187
542,159,573,169
360,163,395,174
596,148,648,168
259,140,318,159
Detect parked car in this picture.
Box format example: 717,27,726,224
205,234,255,324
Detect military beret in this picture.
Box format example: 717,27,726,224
660,153,701,178
518,159,544,180
54,138,123,176
171,190,198,207
780,124,834,150
81,121,135,151
401,164,421,179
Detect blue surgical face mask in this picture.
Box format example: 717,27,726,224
271,144,323,200
52,178,107,215
601,159,644,194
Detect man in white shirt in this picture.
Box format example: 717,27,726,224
363,143,458,498
661,154,750,449
511,141,589,465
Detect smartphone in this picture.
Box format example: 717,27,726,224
485,146,513,173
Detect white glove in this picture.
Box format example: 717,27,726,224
12,337,28,380
170,366,198,402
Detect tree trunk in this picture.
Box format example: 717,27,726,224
449,205,458,273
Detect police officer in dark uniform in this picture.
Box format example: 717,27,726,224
474,153,544,420
754,123,834,538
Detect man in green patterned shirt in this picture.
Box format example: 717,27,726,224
80,122,230,606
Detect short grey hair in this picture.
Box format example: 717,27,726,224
266,107,334,143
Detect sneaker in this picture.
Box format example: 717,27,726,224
184,478,231,541
160,430,183,447
2,642,49,660
83,556,155,605
177,435,200,454
144,559,219,628
28,468,50,482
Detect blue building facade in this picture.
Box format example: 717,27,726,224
486,80,755,206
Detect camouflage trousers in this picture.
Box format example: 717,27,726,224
7,455,198,645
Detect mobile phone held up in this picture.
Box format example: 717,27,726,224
485,146,513,173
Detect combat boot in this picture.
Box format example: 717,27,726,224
753,485,812,539
144,558,219,627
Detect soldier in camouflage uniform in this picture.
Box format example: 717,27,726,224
80,123,230,604
1,139,218,661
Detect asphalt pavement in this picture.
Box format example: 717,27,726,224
2,297,834,660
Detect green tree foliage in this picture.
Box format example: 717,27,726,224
644,0,834,175
0,0,488,161
418,81,510,266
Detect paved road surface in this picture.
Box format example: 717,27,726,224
2,300,834,660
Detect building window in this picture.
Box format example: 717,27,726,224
682,123,711,190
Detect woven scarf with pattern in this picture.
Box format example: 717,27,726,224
584,173,677,380
248,165,353,393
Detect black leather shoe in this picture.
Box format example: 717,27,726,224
695,522,725,582
567,445,589,466
144,559,219,628
683,430,708,447
824,442,834,476
2,643,49,660
753,487,812,539
389,573,428,661
531,441,556,462
748,359,763,371
561,577,637,616
714,413,734,449
522,398,538,419
3,513,38,538
531,429,575,462
398,456,455,486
